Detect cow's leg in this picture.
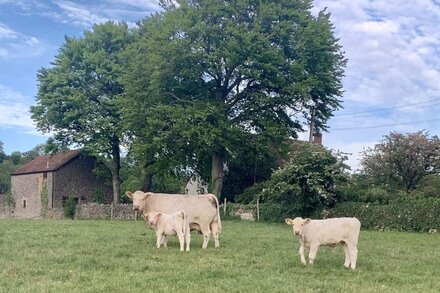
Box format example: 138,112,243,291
347,242,358,269
177,231,185,252
342,242,350,268
185,223,191,251
308,244,320,265
156,232,163,249
161,235,168,248
299,244,306,265
210,221,220,248
200,225,211,249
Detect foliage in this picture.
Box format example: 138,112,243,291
0,141,5,163
222,138,280,202
3,191,15,208
1,220,440,292
63,196,76,219
121,0,346,197
31,21,133,203
40,183,49,217
361,131,440,194
92,188,106,204
10,151,22,165
324,198,440,232
258,142,350,216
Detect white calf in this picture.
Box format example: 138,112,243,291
144,211,190,251
285,217,361,269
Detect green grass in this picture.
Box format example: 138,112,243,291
0,219,439,292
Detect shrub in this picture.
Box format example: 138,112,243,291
40,184,49,217
322,198,440,232
92,188,106,204
63,196,76,219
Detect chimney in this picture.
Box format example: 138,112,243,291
46,161,50,168
312,132,322,145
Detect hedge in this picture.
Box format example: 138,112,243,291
322,198,440,232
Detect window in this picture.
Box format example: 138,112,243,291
43,172,47,179
23,199,26,208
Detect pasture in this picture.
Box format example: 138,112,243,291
0,219,439,292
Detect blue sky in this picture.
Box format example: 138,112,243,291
1,0,440,171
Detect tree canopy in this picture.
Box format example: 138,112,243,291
121,0,346,197
361,131,440,194
31,21,132,203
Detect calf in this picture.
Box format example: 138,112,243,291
285,217,361,269
144,211,190,251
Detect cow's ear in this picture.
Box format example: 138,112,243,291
285,218,294,225
303,218,311,225
126,191,133,199
142,192,150,200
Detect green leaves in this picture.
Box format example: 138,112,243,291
361,131,440,194
258,142,350,216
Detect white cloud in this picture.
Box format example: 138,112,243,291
0,85,34,129
315,0,440,107
54,0,109,27
0,22,47,60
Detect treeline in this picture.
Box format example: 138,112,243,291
0,142,46,194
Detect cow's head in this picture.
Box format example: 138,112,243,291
144,211,161,228
285,217,311,237
126,190,149,211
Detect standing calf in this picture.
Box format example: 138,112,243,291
285,217,361,269
144,211,190,251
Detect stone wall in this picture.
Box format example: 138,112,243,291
11,173,43,218
75,203,138,220
53,156,112,208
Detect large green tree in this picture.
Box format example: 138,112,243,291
122,0,346,197
31,21,132,203
361,131,440,194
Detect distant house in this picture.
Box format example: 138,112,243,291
10,150,111,218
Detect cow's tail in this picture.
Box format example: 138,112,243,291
211,194,222,233
181,211,187,237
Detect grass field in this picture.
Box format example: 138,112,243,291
0,219,439,293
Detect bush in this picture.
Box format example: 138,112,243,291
322,198,440,232
63,196,76,219
40,184,49,217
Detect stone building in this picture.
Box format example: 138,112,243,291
10,150,112,218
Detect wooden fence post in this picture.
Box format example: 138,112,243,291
257,198,260,221
223,198,227,214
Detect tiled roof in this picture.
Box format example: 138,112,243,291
11,150,81,175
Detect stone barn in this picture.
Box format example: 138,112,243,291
11,150,112,218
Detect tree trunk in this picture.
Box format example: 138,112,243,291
111,142,121,203
142,173,153,192
210,153,224,198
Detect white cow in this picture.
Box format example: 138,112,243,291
285,217,361,269
127,191,221,248
144,211,190,251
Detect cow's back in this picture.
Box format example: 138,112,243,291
304,217,361,245
144,193,218,224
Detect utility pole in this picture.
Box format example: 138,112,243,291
309,107,315,143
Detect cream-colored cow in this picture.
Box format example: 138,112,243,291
285,217,361,269
127,191,221,248
144,211,190,251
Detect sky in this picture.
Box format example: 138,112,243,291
1,0,440,171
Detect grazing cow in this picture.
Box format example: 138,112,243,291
285,217,361,269
144,211,190,251
126,191,221,248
